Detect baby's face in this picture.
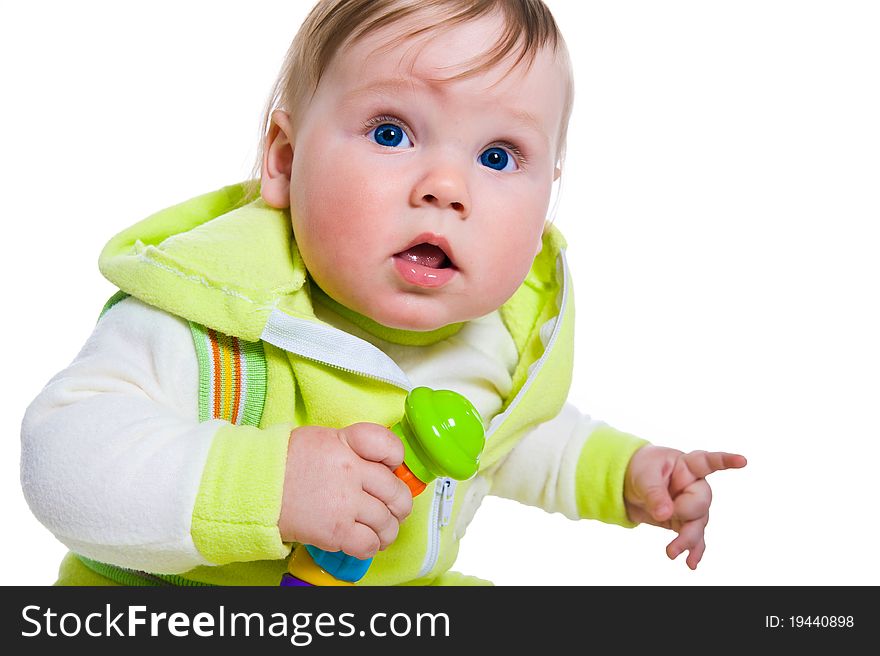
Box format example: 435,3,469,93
268,13,567,330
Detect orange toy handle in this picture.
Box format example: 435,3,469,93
393,462,427,497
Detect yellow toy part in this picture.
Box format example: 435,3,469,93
287,545,354,586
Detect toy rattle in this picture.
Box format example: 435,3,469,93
280,386,485,586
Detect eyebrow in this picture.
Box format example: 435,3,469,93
344,77,547,137
345,76,440,100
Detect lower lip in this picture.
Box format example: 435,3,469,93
393,256,457,288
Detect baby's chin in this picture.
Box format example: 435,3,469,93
365,302,466,332
360,294,482,332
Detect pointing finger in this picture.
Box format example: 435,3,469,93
683,451,747,480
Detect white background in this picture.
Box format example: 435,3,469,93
2,1,878,586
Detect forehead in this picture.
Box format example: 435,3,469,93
324,11,566,127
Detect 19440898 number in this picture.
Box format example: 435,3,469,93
765,616,854,628
791,616,853,628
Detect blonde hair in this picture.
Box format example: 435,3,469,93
245,0,574,201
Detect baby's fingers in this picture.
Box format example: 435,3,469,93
642,484,675,522
685,538,706,570
666,515,709,569
356,494,399,551
340,423,405,469
683,451,747,480
362,461,412,521
672,479,712,521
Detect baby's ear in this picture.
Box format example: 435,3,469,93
261,110,295,208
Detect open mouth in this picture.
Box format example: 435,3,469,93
392,236,458,288
393,242,454,270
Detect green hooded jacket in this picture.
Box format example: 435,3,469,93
68,181,646,586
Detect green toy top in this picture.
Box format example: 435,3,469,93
392,387,486,483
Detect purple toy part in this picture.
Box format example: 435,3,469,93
280,573,314,587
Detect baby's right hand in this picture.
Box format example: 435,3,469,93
278,423,413,560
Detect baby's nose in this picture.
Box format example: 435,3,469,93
421,194,466,214
411,167,471,218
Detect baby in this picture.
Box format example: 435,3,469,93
21,0,746,586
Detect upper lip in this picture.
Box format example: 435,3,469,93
394,232,458,269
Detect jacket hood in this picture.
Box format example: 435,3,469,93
100,183,311,342
99,181,568,353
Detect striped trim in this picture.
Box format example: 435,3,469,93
82,307,269,586
190,322,266,426
76,556,212,586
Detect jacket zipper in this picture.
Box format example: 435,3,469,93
417,478,457,579
417,251,569,578
261,309,413,391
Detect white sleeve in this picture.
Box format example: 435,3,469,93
20,296,226,573
487,402,607,519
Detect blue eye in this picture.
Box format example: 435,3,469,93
480,147,516,172
371,123,412,148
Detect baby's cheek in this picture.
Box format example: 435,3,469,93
502,229,543,276
474,239,538,308
295,172,373,256
298,160,354,224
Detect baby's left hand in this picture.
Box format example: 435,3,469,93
624,446,747,569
